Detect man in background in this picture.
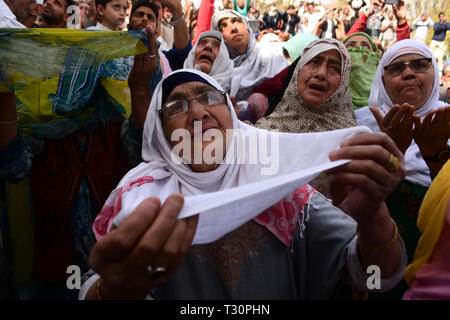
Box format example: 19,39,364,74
412,12,433,43
430,12,450,73
40,0,75,28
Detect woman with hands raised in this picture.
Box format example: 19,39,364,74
356,39,450,299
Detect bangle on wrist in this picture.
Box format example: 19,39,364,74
96,278,104,300
422,146,450,163
170,12,185,26
357,218,399,252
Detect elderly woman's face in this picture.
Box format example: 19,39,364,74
383,53,434,108
194,37,221,74
297,49,342,106
344,34,373,51
161,81,233,173
218,17,250,55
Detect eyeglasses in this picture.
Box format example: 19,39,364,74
160,89,227,119
384,58,432,77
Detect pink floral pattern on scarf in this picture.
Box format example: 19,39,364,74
93,176,154,240
254,185,316,246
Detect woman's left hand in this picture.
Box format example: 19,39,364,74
413,105,450,159
327,132,406,224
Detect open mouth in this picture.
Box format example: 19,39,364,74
309,83,326,93
198,54,213,64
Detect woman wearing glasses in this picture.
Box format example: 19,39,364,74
356,39,450,299
79,69,409,300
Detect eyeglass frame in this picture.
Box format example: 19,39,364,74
383,57,432,77
159,89,228,119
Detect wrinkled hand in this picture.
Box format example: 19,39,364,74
89,194,198,299
327,132,405,224
128,24,159,93
413,105,450,159
370,104,415,154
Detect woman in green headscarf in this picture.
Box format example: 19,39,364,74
342,32,381,110
282,33,319,63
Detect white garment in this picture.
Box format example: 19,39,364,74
211,10,289,101
86,22,113,31
412,17,433,42
356,39,448,187
303,11,322,32
183,32,233,93
256,34,285,61
104,69,371,245
0,0,25,28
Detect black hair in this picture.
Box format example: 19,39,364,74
95,0,113,10
130,0,159,21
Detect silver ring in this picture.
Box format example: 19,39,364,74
148,53,156,58
147,265,166,279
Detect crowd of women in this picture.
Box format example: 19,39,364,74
0,0,449,301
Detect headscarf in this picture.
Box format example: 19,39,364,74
183,30,233,93
93,69,370,245
342,32,381,109
256,38,356,133
403,160,450,287
282,33,319,62
211,10,289,101
356,39,447,187
367,39,446,117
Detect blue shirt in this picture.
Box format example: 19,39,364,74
163,41,192,71
432,21,450,42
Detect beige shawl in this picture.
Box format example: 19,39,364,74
256,38,356,133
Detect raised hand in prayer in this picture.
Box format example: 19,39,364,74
87,194,198,300
370,104,415,154
413,106,450,177
129,24,159,129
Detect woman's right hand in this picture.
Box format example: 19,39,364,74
88,194,198,299
370,104,415,154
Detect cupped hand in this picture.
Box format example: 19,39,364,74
370,103,415,154
413,105,450,159
89,194,198,299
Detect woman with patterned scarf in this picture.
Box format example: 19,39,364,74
79,69,408,300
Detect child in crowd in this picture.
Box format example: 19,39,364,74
89,0,129,31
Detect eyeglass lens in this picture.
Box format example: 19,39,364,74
386,58,431,76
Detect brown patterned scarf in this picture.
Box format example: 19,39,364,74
256,38,356,133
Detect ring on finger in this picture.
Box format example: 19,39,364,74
384,153,399,173
147,265,166,279
148,52,156,58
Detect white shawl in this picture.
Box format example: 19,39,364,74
210,10,290,101
183,31,233,93
97,69,370,245
356,39,447,187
